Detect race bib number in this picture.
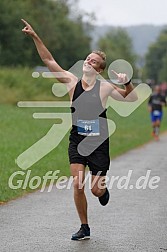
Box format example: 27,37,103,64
153,110,160,116
77,119,100,136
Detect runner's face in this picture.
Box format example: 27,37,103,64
83,53,103,74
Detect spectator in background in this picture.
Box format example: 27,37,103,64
148,85,166,140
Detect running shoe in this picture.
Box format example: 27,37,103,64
98,188,110,206
71,224,90,241
154,135,159,141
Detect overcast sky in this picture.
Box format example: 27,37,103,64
78,0,167,26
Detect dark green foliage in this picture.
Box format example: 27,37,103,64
97,28,137,77
145,29,167,83
0,0,91,68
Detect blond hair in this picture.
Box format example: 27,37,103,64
92,50,106,70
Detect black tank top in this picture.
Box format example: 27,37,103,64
70,79,108,136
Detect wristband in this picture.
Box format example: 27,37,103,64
124,79,131,86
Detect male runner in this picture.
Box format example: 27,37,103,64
148,85,166,140
21,19,136,240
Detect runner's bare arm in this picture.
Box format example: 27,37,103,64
21,19,77,84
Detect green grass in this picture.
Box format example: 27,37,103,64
0,67,167,203
108,103,155,158
0,104,71,202
0,67,68,104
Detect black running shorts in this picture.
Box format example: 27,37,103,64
68,133,110,176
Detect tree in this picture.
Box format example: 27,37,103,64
0,0,92,68
158,53,167,82
97,28,137,77
145,29,167,83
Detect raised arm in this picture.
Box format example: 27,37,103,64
21,19,77,84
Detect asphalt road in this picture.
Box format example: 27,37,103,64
0,134,167,252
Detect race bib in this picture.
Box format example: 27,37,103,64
153,110,160,116
77,119,100,136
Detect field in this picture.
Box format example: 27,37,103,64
0,68,167,202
